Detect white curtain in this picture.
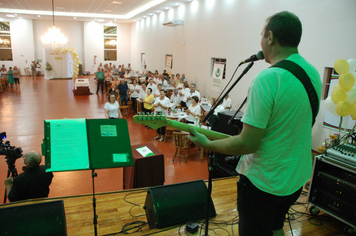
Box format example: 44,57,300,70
44,48,72,79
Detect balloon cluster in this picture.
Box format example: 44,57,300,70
54,47,80,78
325,59,356,119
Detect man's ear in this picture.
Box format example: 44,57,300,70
268,31,274,45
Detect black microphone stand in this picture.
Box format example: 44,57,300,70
202,61,255,236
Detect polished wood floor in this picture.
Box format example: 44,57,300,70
0,76,353,235
0,75,208,198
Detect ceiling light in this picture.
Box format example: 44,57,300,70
149,14,153,16
165,7,170,10
175,3,181,6
6,15,15,17
38,15,41,17
74,17,77,19
112,1,122,3
157,11,161,13
41,0,68,47
97,19,105,22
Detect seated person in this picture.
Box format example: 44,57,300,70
222,94,232,110
5,151,54,202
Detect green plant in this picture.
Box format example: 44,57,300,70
45,62,53,71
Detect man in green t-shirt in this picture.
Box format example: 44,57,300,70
189,11,322,236
95,67,105,94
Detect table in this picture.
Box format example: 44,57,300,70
73,78,91,95
123,143,165,189
74,78,89,89
167,113,187,122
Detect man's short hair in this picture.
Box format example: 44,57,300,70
190,83,196,88
264,11,302,48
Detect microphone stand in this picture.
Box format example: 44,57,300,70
201,61,255,236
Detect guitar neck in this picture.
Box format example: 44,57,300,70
166,119,230,140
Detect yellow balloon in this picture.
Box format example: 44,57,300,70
339,73,355,91
333,84,343,91
335,59,349,74
331,88,347,104
350,102,356,120
336,101,352,117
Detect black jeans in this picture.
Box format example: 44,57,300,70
96,80,104,93
237,175,302,236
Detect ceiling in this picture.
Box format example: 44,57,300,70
0,0,192,23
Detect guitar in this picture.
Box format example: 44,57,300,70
133,114,230,140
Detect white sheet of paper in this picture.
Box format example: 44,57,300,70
136,146,155,157
47,118,90,172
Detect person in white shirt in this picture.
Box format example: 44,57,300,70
179,82,190,107
130,80,141,114
222,95,232,110
153,89,170,141
147,79,157,96
142,65,148,76
154,84,162,100
186,96,201,124
183,83,201,107
181,73,188,83
138,83,148,111
127,63,132,71
104,93,123,119
170,89,181,105
176,78,184,90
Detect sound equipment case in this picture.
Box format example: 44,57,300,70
308,155,356,232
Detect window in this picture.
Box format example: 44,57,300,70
104,26,117,61
211,58,226,79
0,22,12,61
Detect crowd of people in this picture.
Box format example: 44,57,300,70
100,63,233,142
0,64,21,89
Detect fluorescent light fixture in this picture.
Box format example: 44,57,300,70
97,19,105,22
38,15,41,17
6,14,15,17
157,11,161,13
175,3,181,6
149,13,153,16
74,17,77,19
112,1,122,3
165,7,170,9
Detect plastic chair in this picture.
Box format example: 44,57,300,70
173,132,190,163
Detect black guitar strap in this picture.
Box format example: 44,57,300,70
272,60,319,126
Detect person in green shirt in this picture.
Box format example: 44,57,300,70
189,11,322,236
95,67,105,94
7,67,14,88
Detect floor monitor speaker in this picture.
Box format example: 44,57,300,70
0,200,67,236
144,180,216,229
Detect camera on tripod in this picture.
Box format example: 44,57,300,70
0,132,23,162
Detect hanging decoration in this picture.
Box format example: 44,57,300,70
41,0,68,47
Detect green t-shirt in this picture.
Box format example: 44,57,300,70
96,71,104,80
237,54,322,196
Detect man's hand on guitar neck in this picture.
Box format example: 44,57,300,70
189,128,210,148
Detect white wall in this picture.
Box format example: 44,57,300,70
130,0,356,150
84,21,131,73
0,18,35,74
32,20,84,70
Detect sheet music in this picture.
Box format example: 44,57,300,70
47,118,90,172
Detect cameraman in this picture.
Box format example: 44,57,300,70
4,150,53,202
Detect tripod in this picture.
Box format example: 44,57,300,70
3,159,19,203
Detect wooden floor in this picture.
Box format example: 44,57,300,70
0,76,353,235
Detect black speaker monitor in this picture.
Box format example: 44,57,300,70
144,180,216,229
0,200,67,236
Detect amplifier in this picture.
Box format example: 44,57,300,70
211,110,243,178
308,155,356,227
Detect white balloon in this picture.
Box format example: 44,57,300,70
348,58,356,73
325,96,338,116
347,89,356,104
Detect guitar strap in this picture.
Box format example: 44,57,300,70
271,60,319,127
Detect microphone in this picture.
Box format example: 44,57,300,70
239,51,265,65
